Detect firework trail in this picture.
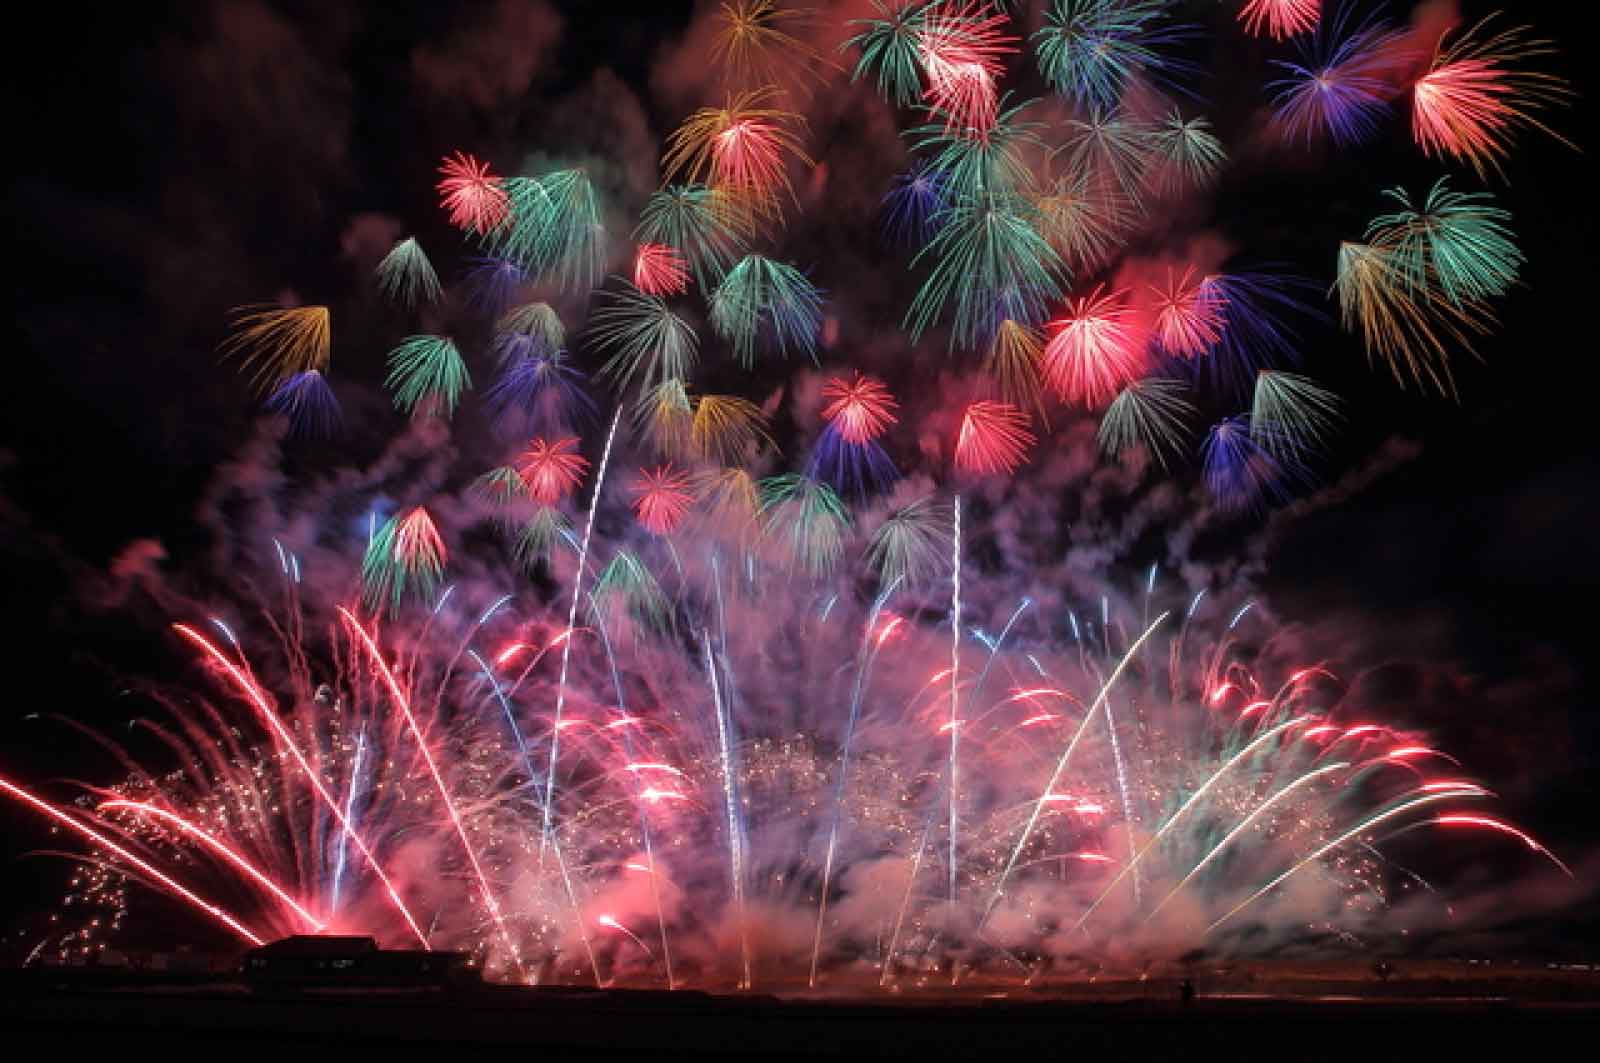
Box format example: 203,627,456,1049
1,776,265,946
339,610,523,971
541,408,623,864
809,579,902,988
946,495,962,943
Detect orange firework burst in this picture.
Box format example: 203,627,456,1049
661,88,812,213
221,305,331,394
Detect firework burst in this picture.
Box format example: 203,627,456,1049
1412,16,1575,181
955,399,1035,474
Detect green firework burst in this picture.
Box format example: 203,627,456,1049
385,335,471,416
709,255,824,367
589,281,700,393
758,474,850,578
1098,377,1196,471
375,237,442,308
635,184,750,292
864,495,952,586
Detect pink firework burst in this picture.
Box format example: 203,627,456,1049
1411,18,1574,181
517,436,590,506
919,2,1018,138
632,464,694,536
1238,0,1320,41
820,372,898,445
1042,286,1144,407
1150,268,1227,359
713,116,792,199
633,243,690,297
437,152,510,234
955,400,1035,476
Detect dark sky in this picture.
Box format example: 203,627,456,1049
3,0,1596,951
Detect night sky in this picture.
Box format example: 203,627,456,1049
3,1,1596,957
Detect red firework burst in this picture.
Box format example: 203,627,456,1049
955,400,1035,475
1237,0,1320,41
632,465,694,535
820,372,898,444
1042,286,1144,407
437,151,510,234
517,437,590,506
919,2,1018,138
633,243,690,297
1150,268,1226,359
394,507,447,568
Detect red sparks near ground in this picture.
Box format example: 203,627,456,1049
338,609,526,968
0,775,265,946
437,151,510,234
518,436,590,505
97,799,324,932
170,623,430,946
821,372,898,444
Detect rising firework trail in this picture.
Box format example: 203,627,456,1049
541,408,624,866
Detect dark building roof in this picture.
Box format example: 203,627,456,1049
248,936,378,957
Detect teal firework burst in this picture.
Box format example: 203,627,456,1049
844,0,930,108
491,169,605,290
758,474,851,579
474,465,528,512
375,237,442,308
635,184,749,292
591,550,673,635
1034,0,1196,111
385,336,471,417
1367,178,1522,307
514,506,574,573
1250,370,1342,463
1098,377,1195,470
864,496,951,586
709,255,824,367
1060,109,1153,207
361,507,447,615
905,192,1066,350
589,281,700,393
907,95,1046,200
1147,110,1227,193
